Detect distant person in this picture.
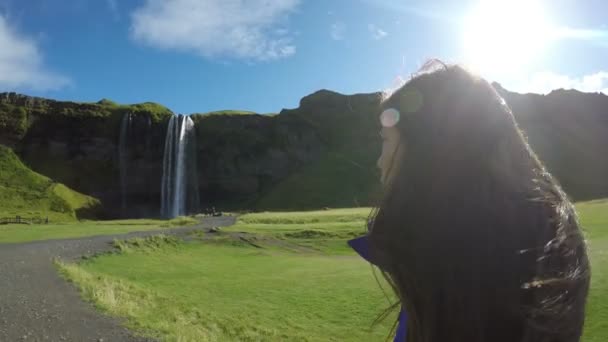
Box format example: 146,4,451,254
349,61,590,342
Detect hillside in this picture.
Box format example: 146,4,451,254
0,145,101,221
496,85,608,200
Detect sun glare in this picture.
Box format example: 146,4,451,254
462,0,555,75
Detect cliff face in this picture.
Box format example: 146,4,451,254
0,92,173,218
0,90,380,216
193,90,383,210
192,113,324,208
252,90,383,210
495,85,608,200
1,85,606,218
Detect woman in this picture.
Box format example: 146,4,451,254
349,61,590,342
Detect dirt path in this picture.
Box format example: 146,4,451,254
0,216,236,342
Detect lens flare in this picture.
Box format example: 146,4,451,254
381,108,400,127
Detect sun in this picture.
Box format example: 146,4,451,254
462,0,555,75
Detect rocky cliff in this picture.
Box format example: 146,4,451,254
495,84,608,200
193,90,383,210
0,92,173,218
1,85,606,218
0,90,381,216
193,113,321,208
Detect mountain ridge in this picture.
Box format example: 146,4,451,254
1,84,606,217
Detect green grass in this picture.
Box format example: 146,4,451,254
577,199,608,341
223,208,371,254
239,208,370,224
58,203,607,341
0,217,198,244
58,241,395,341
0,145,101,221
58,208,394,341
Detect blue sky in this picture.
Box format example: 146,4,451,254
0,0,607,114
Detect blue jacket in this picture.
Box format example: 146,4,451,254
348,236,407,341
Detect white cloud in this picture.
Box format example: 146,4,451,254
0,15,69,91
514,71,608,95
130,0,299,61
368,24,387,40
330,22,345,41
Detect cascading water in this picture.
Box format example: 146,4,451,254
118,112,132,211
160,115,199,218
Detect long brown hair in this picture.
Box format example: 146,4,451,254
369,62,590,342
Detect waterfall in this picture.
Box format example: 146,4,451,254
160,115,199,218
118,112,132,211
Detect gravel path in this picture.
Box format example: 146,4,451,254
0,216,236,342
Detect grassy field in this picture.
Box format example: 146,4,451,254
577,199,608,341
0,217,197,244
58,202,607,341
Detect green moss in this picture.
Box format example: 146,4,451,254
195,110,257,116
0,144,101,221
1,94,174,145
0,103,29,139
127,102,173,123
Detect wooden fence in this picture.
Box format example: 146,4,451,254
0,216,49,225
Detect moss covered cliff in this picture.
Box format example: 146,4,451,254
190,90,383,210
250,90,382,209
0,92,173,218
1,86,607,217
